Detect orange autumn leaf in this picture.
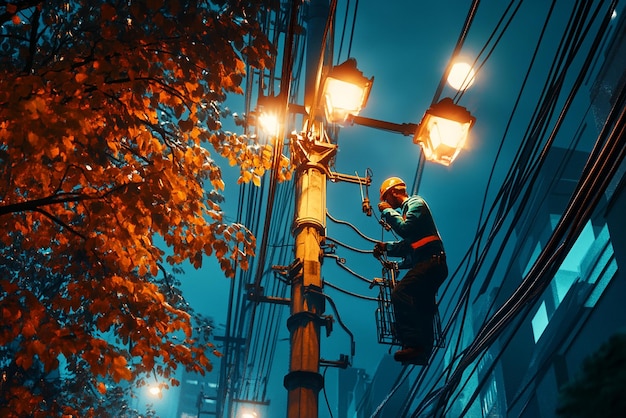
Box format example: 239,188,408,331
97,382,107,395
0,0,272,415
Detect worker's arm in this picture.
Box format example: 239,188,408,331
380,196,429,257
381,196,425,238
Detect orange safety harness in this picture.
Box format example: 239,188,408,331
410,234,440,249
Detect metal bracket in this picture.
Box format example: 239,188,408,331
320,354,350,369
322,314,334,337
286,311,323,332
327,170,371,186
287,258,304,281
291,134,338,168
246,284,290,305
321,241,336,256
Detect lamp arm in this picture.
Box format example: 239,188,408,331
347,114,419,137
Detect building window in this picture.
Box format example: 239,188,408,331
531,301,549,343
529,219,603,342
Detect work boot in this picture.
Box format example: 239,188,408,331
393,346,429,365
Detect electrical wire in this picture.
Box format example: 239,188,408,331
222,0,622,416
230,0,306,409
310,287,357,358
345,0,360,59
470,0,616,338
325,253,373,285
466,0,596,348
326,209,384,243
335,0,351,63
326,236,372,254
321,366,335,418
370,1,622,416
240,181,294,404
369,365,413,418
431,35,624,418
323,279,377,302
218,3,297,416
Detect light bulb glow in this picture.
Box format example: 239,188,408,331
148,384,163,398
447,62,475,91
323,78,368,124
258,113,280,137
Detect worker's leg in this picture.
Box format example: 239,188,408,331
392,260,447,350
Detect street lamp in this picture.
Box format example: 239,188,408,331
256,95,284,138
413,97,476,166
148,383,163,399
344,97,476,167
321,60,475,166
250,43,475,418
240,410,258,418
321,58,373,125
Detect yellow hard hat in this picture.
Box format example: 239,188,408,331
379,177,406,201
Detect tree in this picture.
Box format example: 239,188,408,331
0,0,291,416
556,332,626,417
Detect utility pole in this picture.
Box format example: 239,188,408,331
284,140,335,418
283,1,332,417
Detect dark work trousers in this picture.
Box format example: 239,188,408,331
391,255,448,350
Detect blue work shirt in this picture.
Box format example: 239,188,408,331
380,195,445,269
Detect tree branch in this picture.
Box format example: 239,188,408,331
24,4,40,73
33,207,87,240
0,193,85,216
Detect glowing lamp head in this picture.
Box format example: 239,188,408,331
256,95,283,137
258,112,280,137
413,98,476,166
322,58,373,124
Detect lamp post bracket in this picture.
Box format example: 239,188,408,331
292,137,338,167
328,171,372,185
348,114,419,137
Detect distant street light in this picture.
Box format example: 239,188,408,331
240,409,258,418
447,61,476,91
148,383,163,399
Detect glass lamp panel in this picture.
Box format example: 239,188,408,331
419,115,471,166
323,77,367,123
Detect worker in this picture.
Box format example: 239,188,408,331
373,176,448,365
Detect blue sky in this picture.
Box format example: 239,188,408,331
149,1,624,417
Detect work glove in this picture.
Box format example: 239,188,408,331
378,201,392,212
373,242,386,259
